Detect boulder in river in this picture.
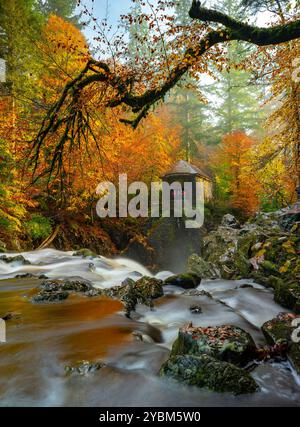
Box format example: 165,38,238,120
39,279,93,293
171,324,257,367
65,360,106,376
32,279,98,303
0,255,30,265
274,280,300,314
163,274,201,289
32,291,69,303
262,313,300,375
104,276,164,318
2,311,22,321
189,305,202,314
159,354,258,395
73,248,98,258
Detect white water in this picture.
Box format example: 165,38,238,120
0,249,300,407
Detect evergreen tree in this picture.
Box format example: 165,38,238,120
168,0,211,161
38,0,81,26
126,0,151,67
0,0,42,102
205,0,265,143
174,0,192,26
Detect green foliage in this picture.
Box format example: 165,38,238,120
37,0,81,25
0,138,26,234
25,214,53,240
0,0,43,98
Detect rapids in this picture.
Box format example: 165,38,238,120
0,249,300,407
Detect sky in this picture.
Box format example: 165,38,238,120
76,0,133,43
77,0,272,46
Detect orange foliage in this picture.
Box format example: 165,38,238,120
216,131,260,216
29,15,182,214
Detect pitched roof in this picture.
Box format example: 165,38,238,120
163,160,212,181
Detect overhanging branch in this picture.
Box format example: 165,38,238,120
32,0,300,181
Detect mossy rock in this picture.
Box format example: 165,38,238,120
39,279,94,293
274,282,300,313
262,313,300,375
32,279,98,304
170,324,256,367
262,313,294,345
104,276,163,317
263,275,284,290
187,254,220,279
230,252,251,279
260,260,278,275
65,360,106,376
163,274,201,289
159,354,259,395
237,230,263,258
73,248,98,258
0,255,30,265
32,291,69,303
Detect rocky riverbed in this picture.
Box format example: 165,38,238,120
0,243,300,406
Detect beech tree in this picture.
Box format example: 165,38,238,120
31,0,300,181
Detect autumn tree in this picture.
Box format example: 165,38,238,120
212,130,260,215
31,0,300,185
244,0,300,203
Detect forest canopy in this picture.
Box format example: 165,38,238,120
0,0,300,248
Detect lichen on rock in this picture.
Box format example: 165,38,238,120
170,324,257,367
159,354,258,395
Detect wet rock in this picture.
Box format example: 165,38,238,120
274,282,300,313
122,236,154,268
73,248,98,258
104,276,163,318
187,254,220,279
0,255,30,265
32,291,69,303
221,214,240,229
262,313,300,375
262,313,295,345
163,274,201,289
32,279,97,303
182,289,212,298
2,311,21,321
39,279,93,293
159,354,258,395
65,360,106,376
236,284,254,289
132,331,155,344
201,226,244,279
171,324,256,367
84,289,102,297
123,217,208,272
189,305,202,314
14,273,35,279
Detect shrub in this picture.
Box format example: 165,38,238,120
25,214,53,240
